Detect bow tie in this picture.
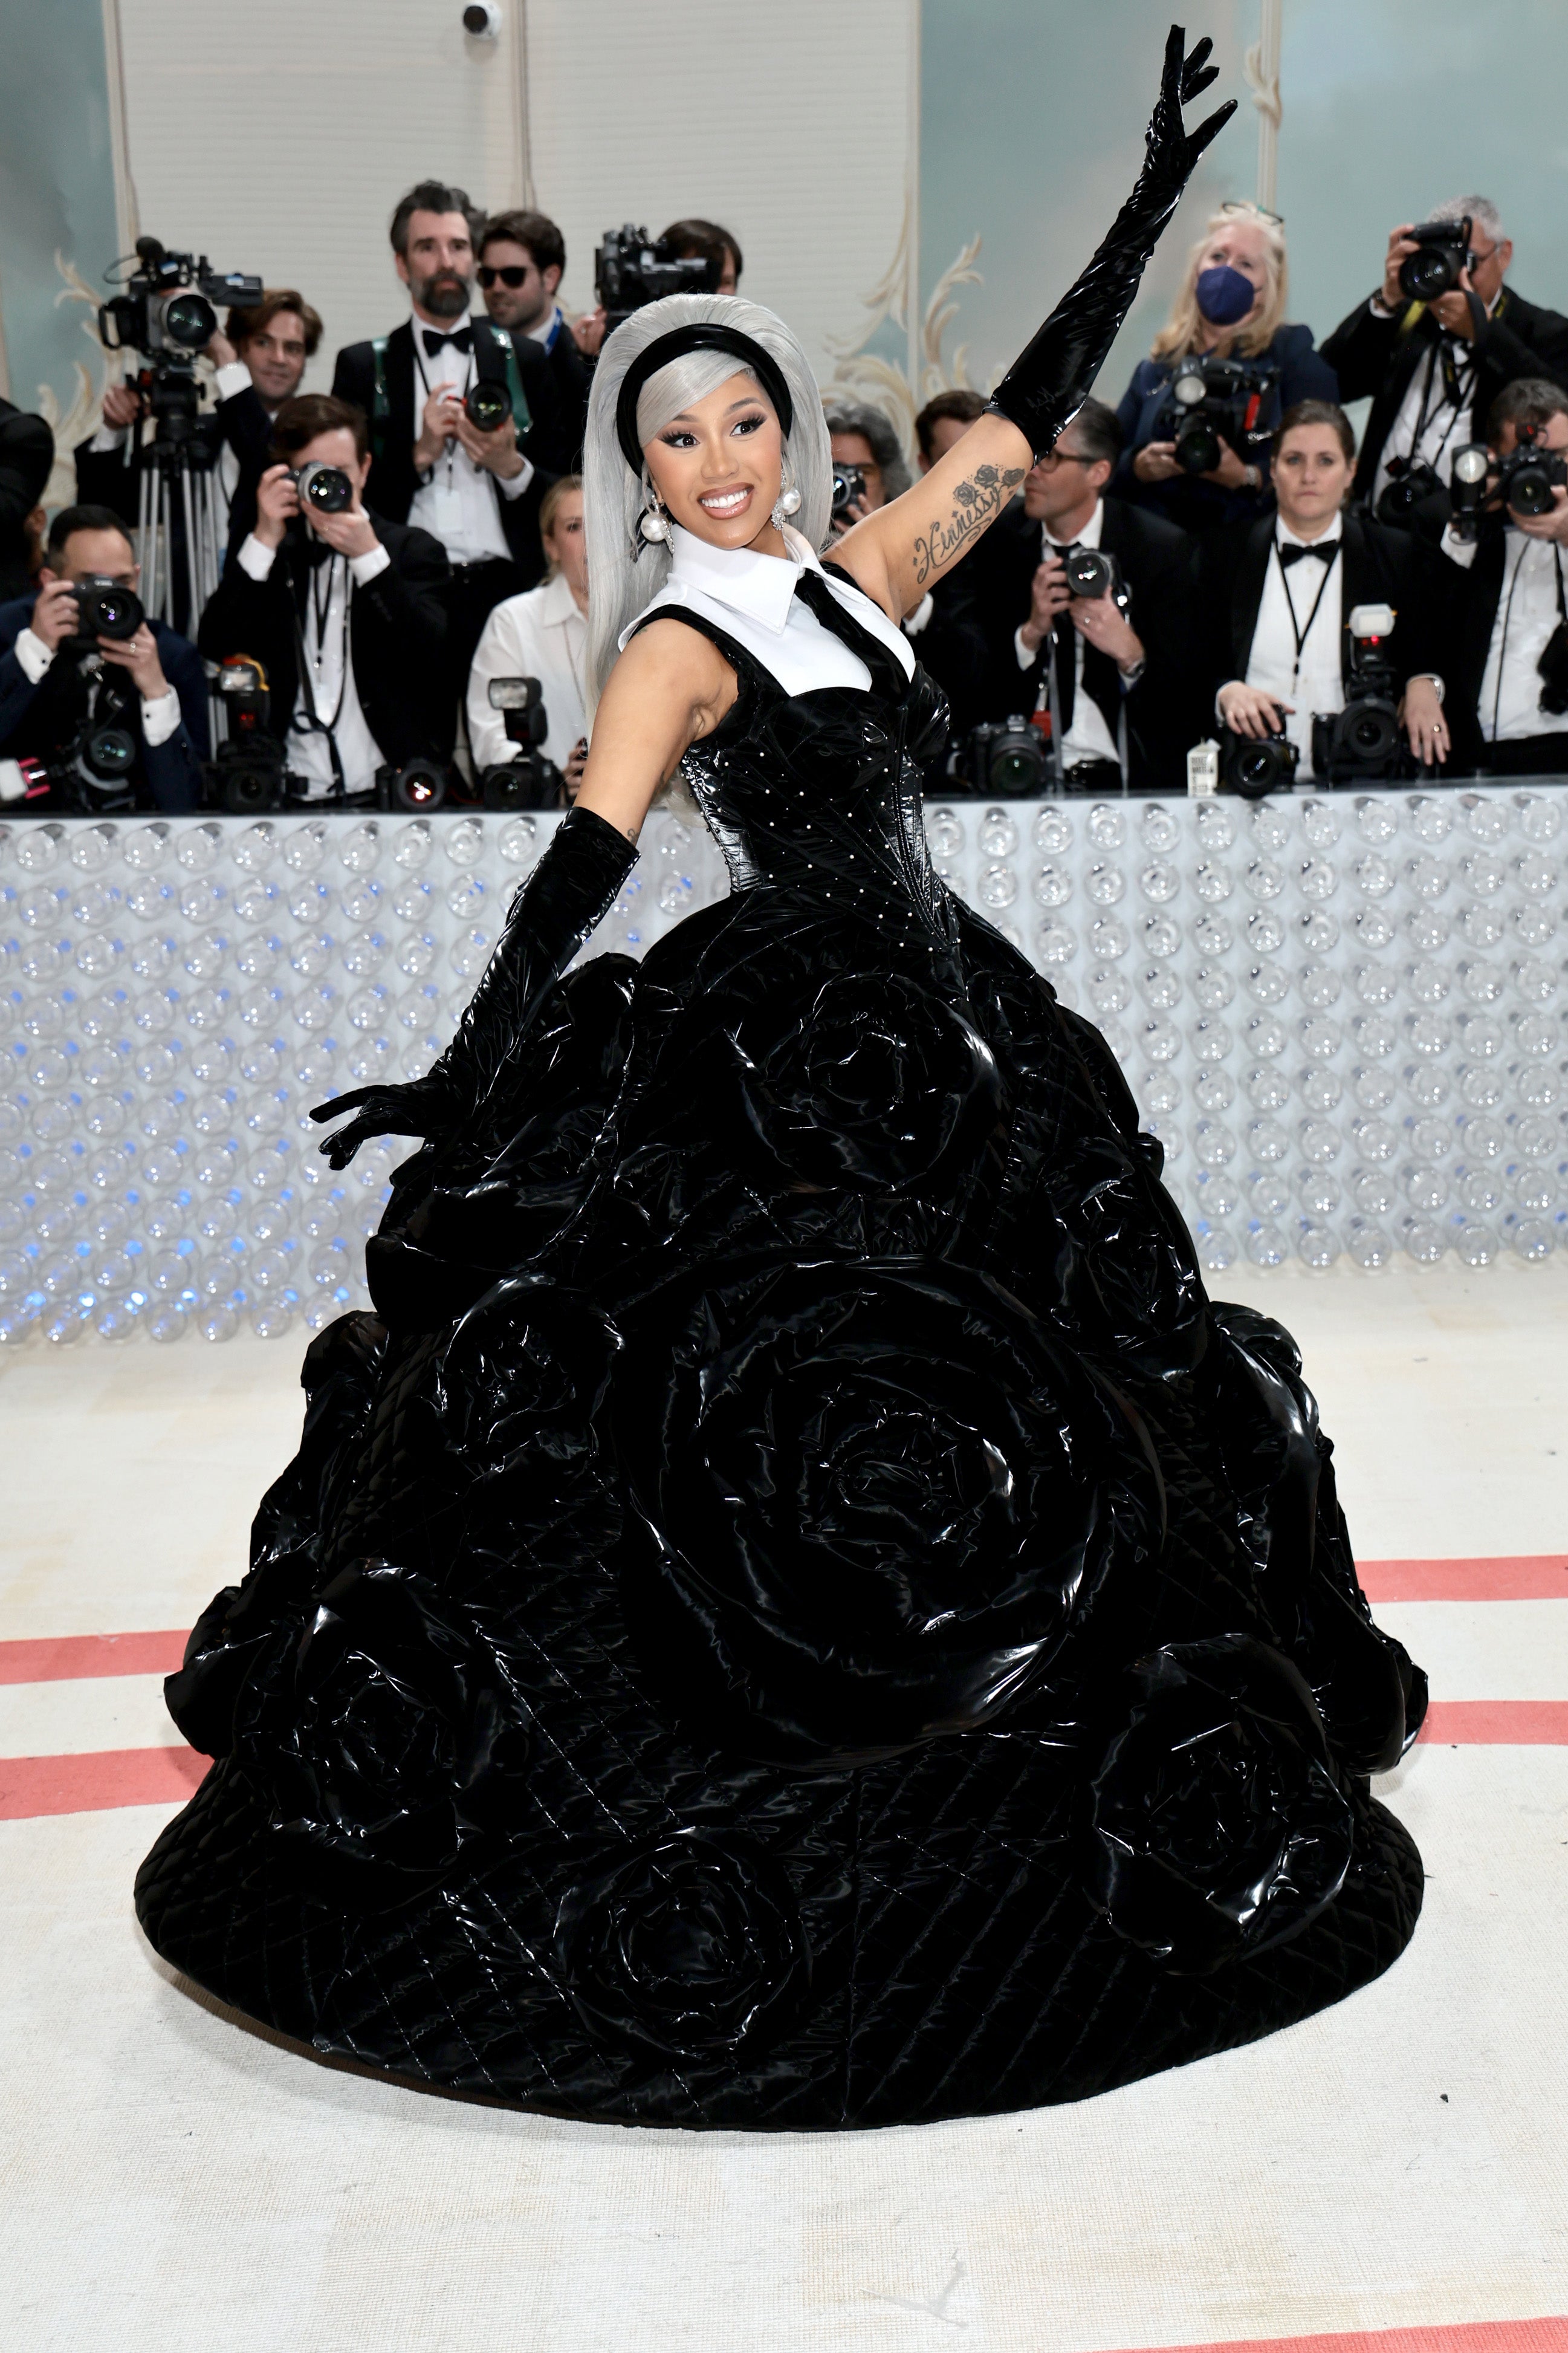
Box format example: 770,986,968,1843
1278,538,1340,569
422,325,472,357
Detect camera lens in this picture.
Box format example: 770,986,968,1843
1175,418,1222,475
1399,246,1461,304
384,761,448,813
1233,741,1287,799
82,725,137,783
296,462,354,515
163,290,217,349
464,381,511,432
218,765,285,816
1507,462,1554,517
87,584,145,641
1349,707,1399,762
1064,549,1112,600
987,736,1048,794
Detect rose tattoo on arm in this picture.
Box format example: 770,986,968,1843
912,462,1025,585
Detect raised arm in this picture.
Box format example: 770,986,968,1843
834,25,1236,623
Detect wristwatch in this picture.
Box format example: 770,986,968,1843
1240,462,1263,492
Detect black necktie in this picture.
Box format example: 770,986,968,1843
423,325,473,358
1279,538,1339,569
792,564,904,696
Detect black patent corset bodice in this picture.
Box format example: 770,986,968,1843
632,560,951,909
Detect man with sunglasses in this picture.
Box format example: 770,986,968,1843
476,210,591,474
1323,193,1568,525
931,400,1199,791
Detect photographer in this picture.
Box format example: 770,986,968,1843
1200,401,1446,781
936,399,1197,791
0,504,206,812
76,290,314,554
1115,203,1337,537
1434,379,1568,776
477,210,591,473
467,476,588,794
198,394,449,800
823,399,913,536
1321,197,1568,526
332,179,561,732
662,219,742,296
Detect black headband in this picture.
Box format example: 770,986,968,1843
614,322,795,478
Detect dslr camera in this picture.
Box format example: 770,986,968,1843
479,677,563,809
99,236,262,363
831,461,866,521
1160,354,1278,475
1061,545,1127,608
463,378,513,433
1375,452,1446,527
66,576,145,644
206,657,294,813
1311,603,1407,783
595,226,720,333
1448,430,1568,541
1398,216,1472,305
954,718,1052,797
1220,719,1299,799
290,461,355,516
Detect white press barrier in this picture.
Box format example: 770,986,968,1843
1,786,1564,1347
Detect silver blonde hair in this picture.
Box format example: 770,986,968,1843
1151,203,1289,363
582,292,831,712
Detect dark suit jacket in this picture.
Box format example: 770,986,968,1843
1425,522,1568,768
0,400,54,601
536,320,592,473
1321,285,1568,503
332,319,558,584
1197,508,1439,718
932,495,1200,791
0,596,207,812
73,381,275,554
1112,323,1340,534
197,511,450,769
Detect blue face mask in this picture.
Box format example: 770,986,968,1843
1196,264,1258,327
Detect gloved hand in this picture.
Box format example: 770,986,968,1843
988,25,1237,457
311,803,638,1169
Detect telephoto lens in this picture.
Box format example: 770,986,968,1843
464,380,511,432
155,288,218,350
293,461,355,515
72,576,146,641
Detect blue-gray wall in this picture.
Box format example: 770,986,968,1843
0,0,120,466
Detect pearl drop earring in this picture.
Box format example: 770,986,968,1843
771,462,802,533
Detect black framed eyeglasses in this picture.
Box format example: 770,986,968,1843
478,264,531,289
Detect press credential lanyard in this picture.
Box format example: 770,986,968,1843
1276,540,1340,690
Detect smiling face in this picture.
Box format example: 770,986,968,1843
1271,421,1354,536
641,369,785,550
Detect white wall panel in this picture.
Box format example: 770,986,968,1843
116,0,914,393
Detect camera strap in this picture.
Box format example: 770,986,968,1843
370,336,390,462
290,553,353,794
1275,540,1340,688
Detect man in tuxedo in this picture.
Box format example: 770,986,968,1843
0,397,53,602
1321,195,1568,525
75,291,317,586
1431,378,1568,776
1200,400,1447,778
477,209,592,474
198,395,449,799
0,504,206,813
938,398,1197,791
332,179,559,745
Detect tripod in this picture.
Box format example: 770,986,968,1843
132,365,225,637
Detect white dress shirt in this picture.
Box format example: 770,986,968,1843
1370,335,1476,507
237,531,392,797
11,626,180,744
1238,519,1345,779
1011,498,1123,768
621,523,916,696
467,570,588,770
407,309,534,566
1443,523,1567,741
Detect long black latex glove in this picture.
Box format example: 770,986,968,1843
311,803,638,1169
988,25,1237,456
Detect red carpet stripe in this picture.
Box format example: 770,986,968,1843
1417,1701,1568,1744
0,1745,207,1822
1359,1556,1568,1602
0,1629,187,1684
1118,2319,1568,2353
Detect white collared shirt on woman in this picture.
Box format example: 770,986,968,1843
467,568,589,770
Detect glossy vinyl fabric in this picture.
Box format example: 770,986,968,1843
135,574,1426,2131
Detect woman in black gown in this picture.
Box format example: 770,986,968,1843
137,33,1426,2130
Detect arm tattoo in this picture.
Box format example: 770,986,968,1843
912,463,1025,585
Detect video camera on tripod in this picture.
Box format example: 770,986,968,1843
594,227,720,333
97,238,264,634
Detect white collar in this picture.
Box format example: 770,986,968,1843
540,568,585,626
1043,498,1104,551
1276,516,1342,550
664,522,814,638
